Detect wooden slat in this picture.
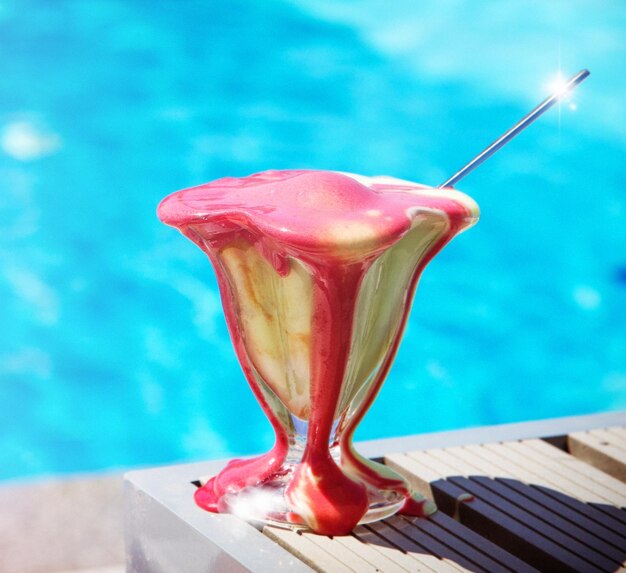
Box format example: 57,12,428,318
365,518,463,572
385,452,438,498
263,427,626,573
485,440,624,506
425,447,478,475
387,435,626,572
462,442,543,482
264,527,354,573
385,515,479,572
445,472,613,571
389,451,578,571
409,449,458,476
265,513,533,573
429,511,539,573
530,482,626,538
569,428,626,483
441,445,625,563
352,524,438,573
429,477,594,572
408,439,625,506
483,440,626,530
605,426,626,442
408,512,536,573
450,442,626,543
523,438,626,498
463,476,618,570
302,531,379,572
498,476,626,554
461,440,626,535
332,531,408,573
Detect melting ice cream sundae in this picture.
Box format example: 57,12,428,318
156,68,590,535
158,169,478,534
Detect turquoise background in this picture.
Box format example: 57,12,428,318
1,0,625,480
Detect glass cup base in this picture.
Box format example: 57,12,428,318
213,470,407,530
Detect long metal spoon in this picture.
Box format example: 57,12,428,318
439,69,590,188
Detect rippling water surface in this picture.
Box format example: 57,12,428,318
1,0,625,480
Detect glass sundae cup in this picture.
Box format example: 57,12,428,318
157,169,479,535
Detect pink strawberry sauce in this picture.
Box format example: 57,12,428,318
158,170,478,535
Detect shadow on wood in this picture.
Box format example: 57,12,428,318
426,476,626,573
266,476,625,572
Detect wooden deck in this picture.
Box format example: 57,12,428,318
264,426,626,573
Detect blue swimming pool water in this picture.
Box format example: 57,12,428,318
1,0,625,481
